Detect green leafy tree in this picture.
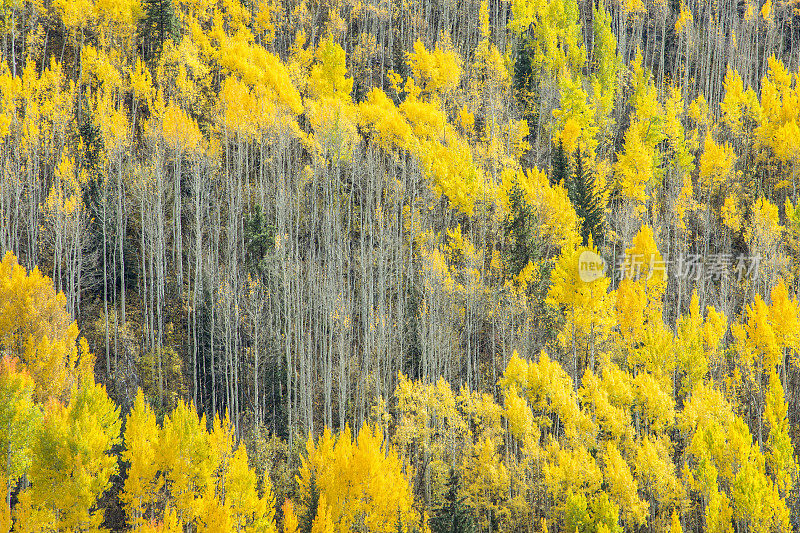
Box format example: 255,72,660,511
0,357,40,513
513,32,538,127
298,471,319,533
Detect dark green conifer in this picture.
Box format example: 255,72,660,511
550,140,570,187
243,205,275,275
569,148,604,246
299,471,319,533
503,178,540,278
139,0,179,61
429,468,476,533
513,32,537,127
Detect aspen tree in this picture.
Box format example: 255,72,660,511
547,240,613,383
121,389,163,529
0,357,39,516
24,380,121,531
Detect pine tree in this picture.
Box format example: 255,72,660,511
503,179,539,278
244,205,275,276
139,0,178,61
513,32,538,129
568,149,604,246
429,468,475,533
299,471,319,533
550,140,570,187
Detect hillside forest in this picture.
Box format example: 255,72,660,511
3,0,800,531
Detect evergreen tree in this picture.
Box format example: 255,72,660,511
139,0,179,61
568,149,604,246
299,471,319,533
513,32,538,130
503,179,540,278
244,205,275,276
430,468,475,533
550,140,570,187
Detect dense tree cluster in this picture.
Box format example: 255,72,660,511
3,0,800,530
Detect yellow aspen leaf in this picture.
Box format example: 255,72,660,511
0,252,94,401
163,102,202,152
28,381,121,531
298,424,417,533
698,131,735,193
309,37,352,101
121,389,162,529
282,500,299,533
0,357,40,510
603,442,648,527
721,193,742,232
405,40,461,98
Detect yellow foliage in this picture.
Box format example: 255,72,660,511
674,3,692,34
309,37,353,100
746,197,784,280
53,0,95,33
603,442,648,526
461,437,511,530
756,57,800,165
769,279,800,365
406,40,461,98
282,500,299,533
254,0,280,43
633,372,675,434
544,441,603,507
43,154,85,219
0,356,40,513
763,371,798,498
418,133,482,216
163,102,202,152
0,252,94,402
698,132,735,193
721,69,759,137
358,88,415,151
553,69,598,154
218,34,303,116
761,0,772,21
636,436,685,513
94,0,143,27
297,424,417,533
500,168,580,252
81,45,123,91
616,226,666,342
504,387,535,440
121,390,162,529
578,363,632,441
615,123,654,210
130,57,154,103
26,380,121,531
722,193,742,233
502,352,595,446
547,240,614,367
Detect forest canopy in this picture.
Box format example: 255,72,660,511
3,0,800,531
